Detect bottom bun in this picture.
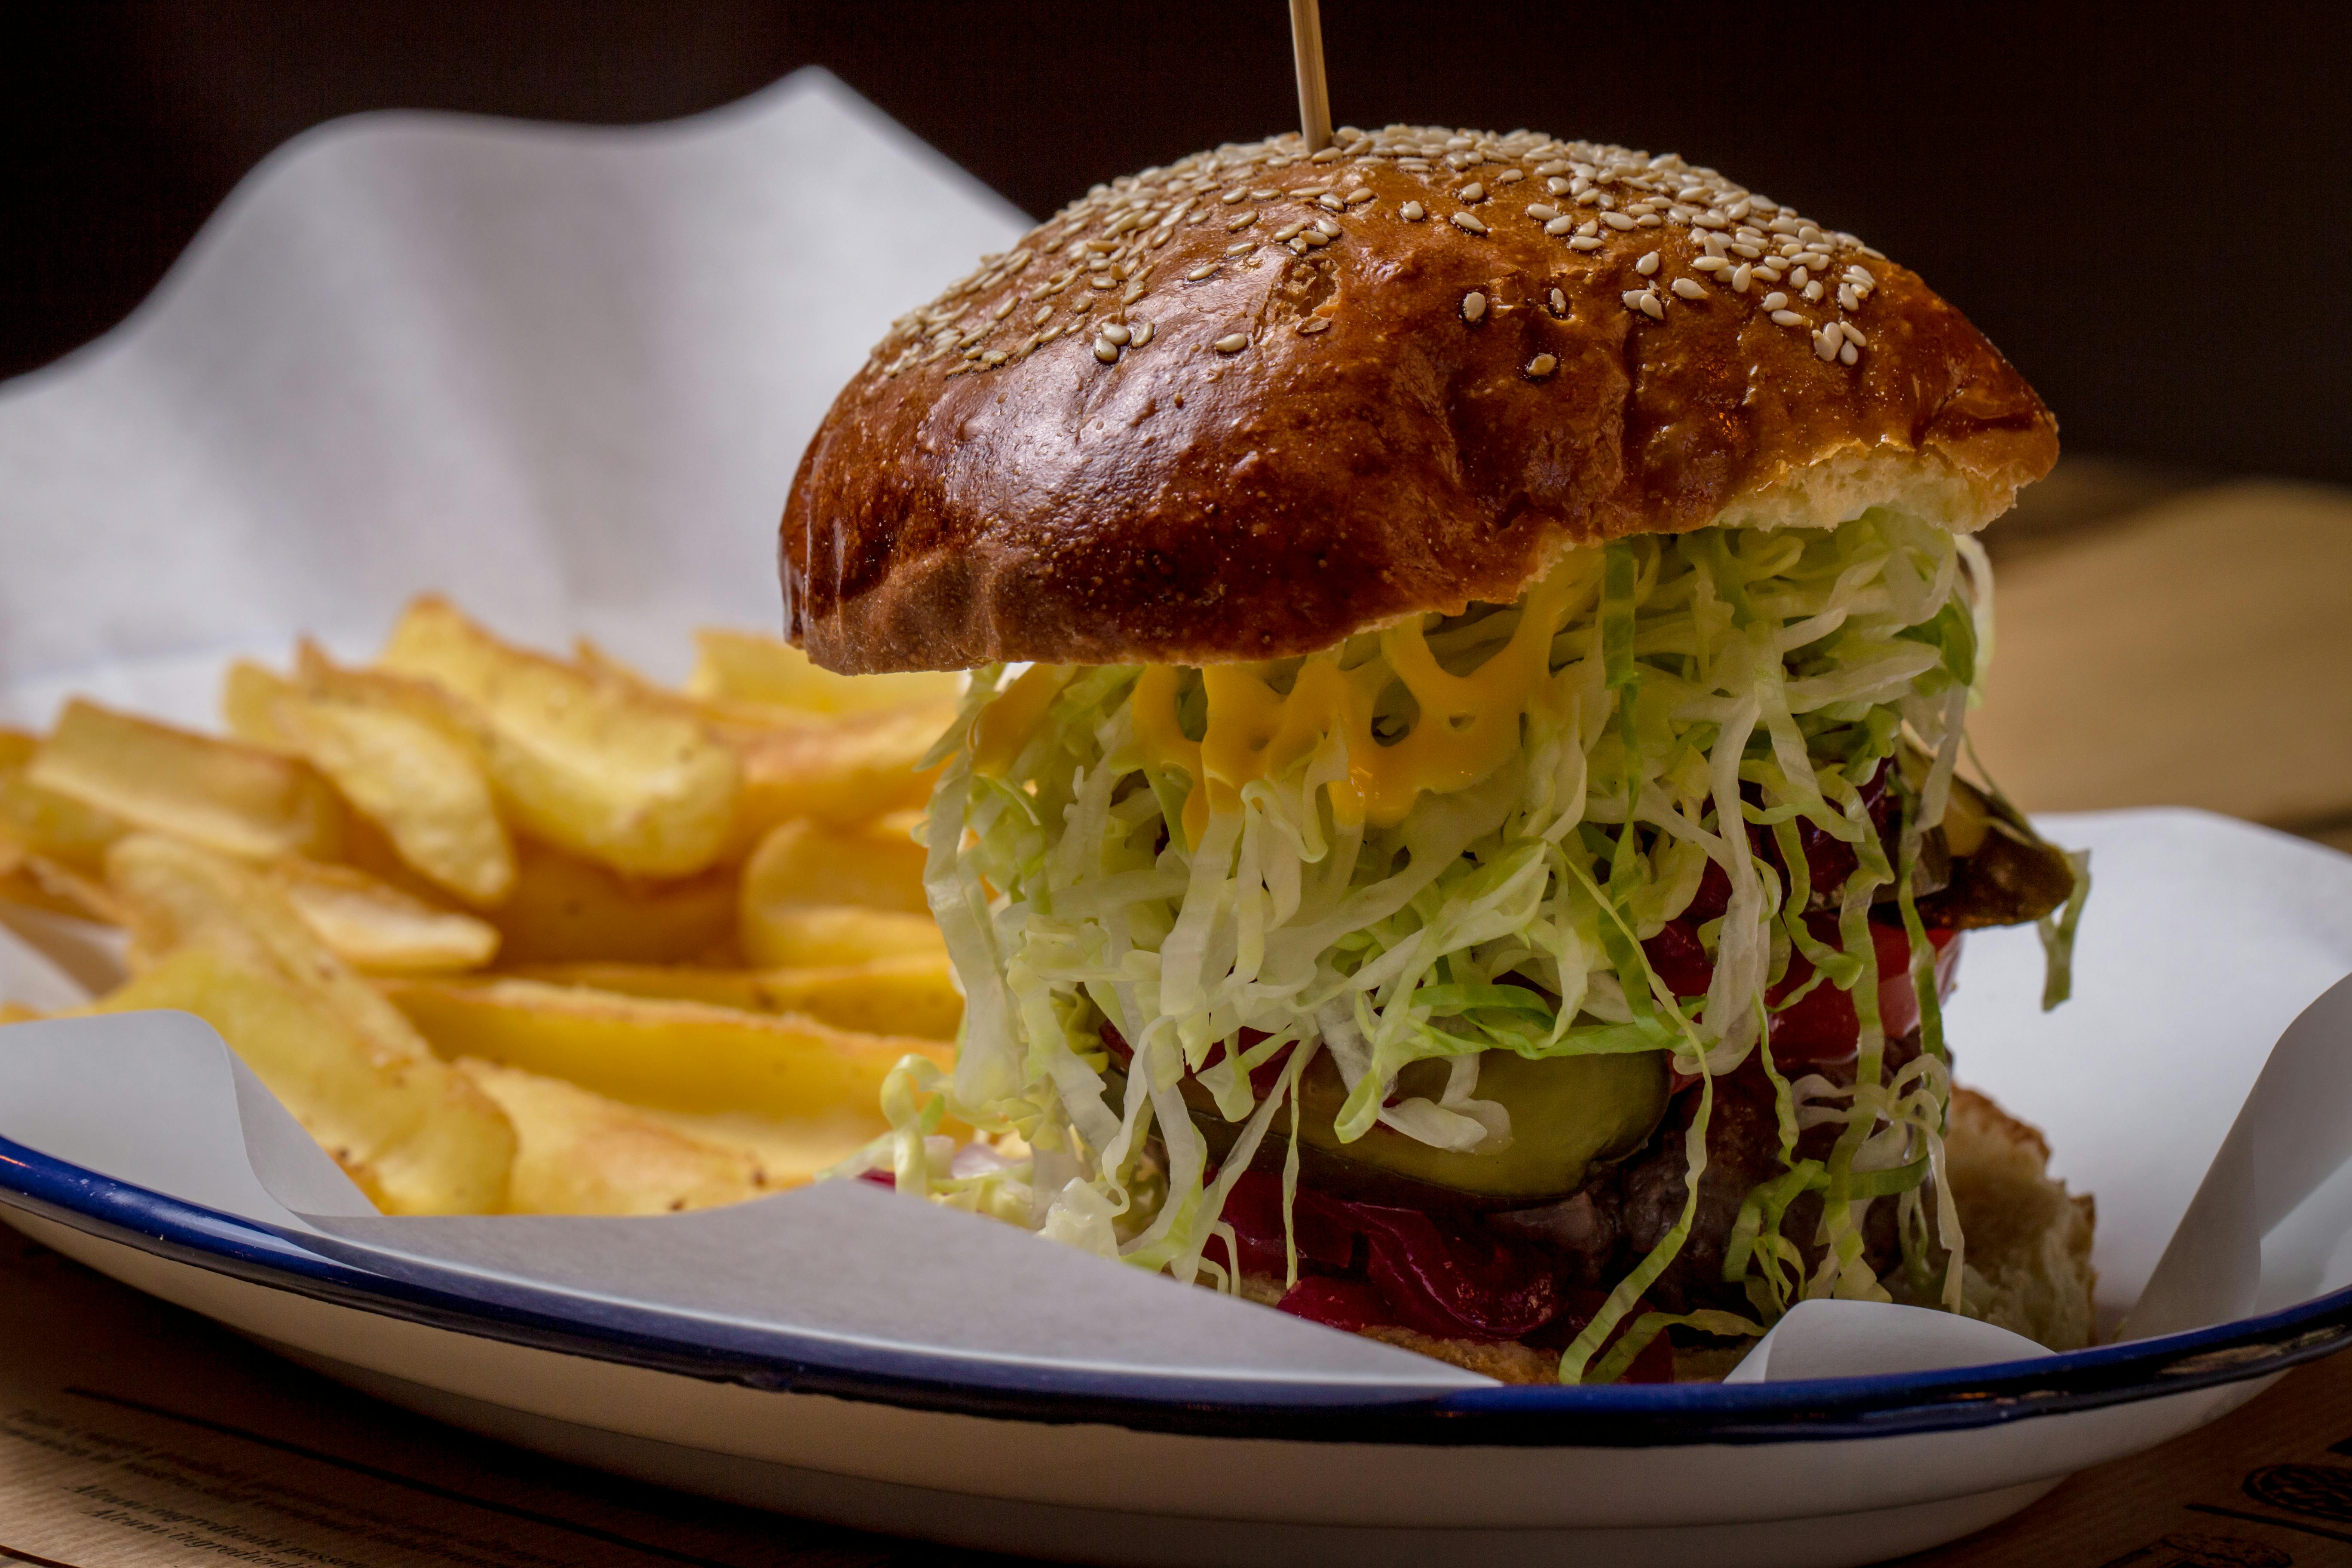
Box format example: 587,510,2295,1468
1243,1083,2096,1385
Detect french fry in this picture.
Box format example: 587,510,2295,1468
0,730,127,873
269,859,499,975
488,838,738,964
0,836,122,923
382,976,950,1121
738,906,946,970
105,833,429,1071
753,955,962,1040
502,961,769,1011
508,953,963,1040
28,700,343,863
737,816,940,968
742,818,930,917
377,597,740,877
688,628,963,717
89,946,513,1216
229,652,516,905
726,705,951,847
455,1058,770,1216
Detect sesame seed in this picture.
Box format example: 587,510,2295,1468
1187,264,1218,281
1251,187,1277,199
981,349,1008,366
1770,309,1805,327
1225,242,1255,257
1547,177,1573,196
1274,220,1306,242
1401,200,1427,221
1089,275,1117,289
1494,169,1525,184
1452,211,1488,234
1100,323,1131,346
1131,319,1154,346
1602,211,1636,230
1461,290,1488,322
992,299,1017,320
1319,193,1346,211
1214,333,1250,353
1754,266,1783,283
1527,203,1559,222
1344,187,1375,205
1316,216,1341,236
1846,264,1877,287
1802,281,1824,302
1635,214,1663,227
1093,338,1120,363
1460,182,1486,202
1731,264,1753,292
1761,291,1788,310
1812,330,1839,361
1693,256,1729,272
1568,236,1603,250
1228,211,1258,231
1820,322,1844,349
1838,284,1859,311
1730,242,1763,259
1638,291,1665,320
1623,290,1647,312
1299,230,1330,248
1033,306,1054,325
1840,342,1859,365
1549,287,1567,315
1635,250,1660,276
1526,353,1559,378
1790,265,1810,287
1040,325,1063,343
1671,277,1706,300
1222,188,1248,203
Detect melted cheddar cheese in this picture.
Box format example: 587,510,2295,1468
1134,558,1600,842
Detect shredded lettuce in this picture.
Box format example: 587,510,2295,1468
873,508,2076,1379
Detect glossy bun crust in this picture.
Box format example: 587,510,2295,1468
783,128,2058,673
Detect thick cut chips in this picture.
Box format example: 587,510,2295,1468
726,706,951,847
688,628,962,717
31,701,342,863
510,953,962,1039
0,729,128,872
742,818,930,917
739,906,947,970
488,839,738,965
269,858,500,975
92,948,513,1216
106,833,434,1071
228,654,516,905
378,598,739,877
383,976,948,1121
456,1058,769,1216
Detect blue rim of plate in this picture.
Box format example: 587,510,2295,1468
6,1129,2349,1448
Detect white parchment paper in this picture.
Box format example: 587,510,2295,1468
0,68,1026,726
3,70,2349,1381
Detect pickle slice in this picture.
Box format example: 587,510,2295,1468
1115,1043,1668,1209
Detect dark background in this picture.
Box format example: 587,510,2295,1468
4,2,2346,480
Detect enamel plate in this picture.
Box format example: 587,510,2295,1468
4,808,2352,1568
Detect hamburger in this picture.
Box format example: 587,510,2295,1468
784,125,2095,1383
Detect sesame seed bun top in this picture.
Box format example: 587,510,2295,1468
781,126,2058,673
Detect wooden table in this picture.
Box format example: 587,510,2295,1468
5,463,2349,1565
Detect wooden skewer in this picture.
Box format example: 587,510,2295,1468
1289,0,1333,153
